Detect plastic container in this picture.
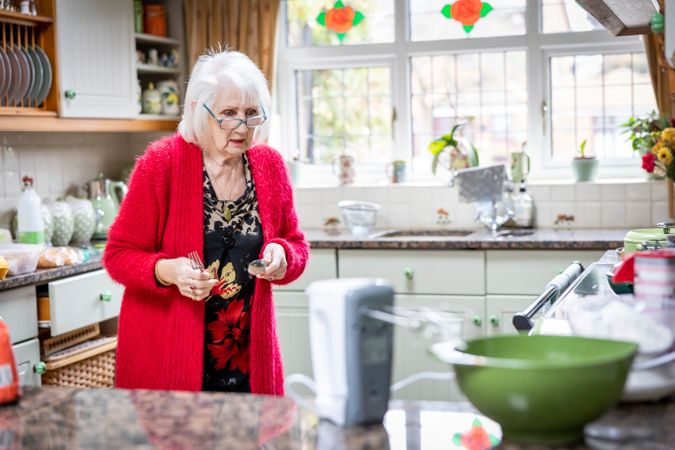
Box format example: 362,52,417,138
0,243,44,275
338,201,380,237
17,176,45,244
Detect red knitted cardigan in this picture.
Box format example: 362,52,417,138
103,133,309,395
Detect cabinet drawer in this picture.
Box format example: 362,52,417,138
48,270,124,335
275,249,337,292
338,250,485,295
486,250,602,295
0,286,38,344
13,338,41,387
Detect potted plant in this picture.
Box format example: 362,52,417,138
571,138,598,182
427,118,479,174
621,111,670,180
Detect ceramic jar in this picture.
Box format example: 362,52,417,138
47,200,74,247
142,82,161,114
157,80,180,116
333,154,355,185
65,196,96,244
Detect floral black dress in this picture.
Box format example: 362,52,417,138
202,154,263,393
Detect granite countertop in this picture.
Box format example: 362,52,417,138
6,386,673,449
306,228,627,250
0,229,625,291
0,254,103,291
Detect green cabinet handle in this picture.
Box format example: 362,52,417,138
65,89,76,100
100,290,112,302
489,315,500,327
33,362,46,375
404,267,414,280
472,316,482,326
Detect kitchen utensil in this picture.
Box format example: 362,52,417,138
509,151,530,183
430,335,637,445
286,279,394,427
5,45,21,105
187,251,205,271
0,46,9,100
449,164,507,204
247,258,266,276
0,243,44,275
34,45,51,106
65,196,96,244
623,222,675,254
85,175,127,239
605,266,633,295
25,46,42,103
11,45,30,104
338,200,380,237
18,46,34,104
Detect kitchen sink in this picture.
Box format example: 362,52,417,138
496,229,535,238
369,229,476,238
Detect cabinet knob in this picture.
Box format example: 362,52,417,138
404,267,414,280
100,290,112,302
65,89,76,100
33,362,46,375
489,315,500,327
472,316,482,326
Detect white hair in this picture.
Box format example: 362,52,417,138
178,49,272,146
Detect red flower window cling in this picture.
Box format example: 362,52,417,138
317,0,365,42
442,0,493,33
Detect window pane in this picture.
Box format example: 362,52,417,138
549,53,657,160
410,0,526,41
286,0,394,47
296,67,392,165
542,0,603,33
411,51,528,167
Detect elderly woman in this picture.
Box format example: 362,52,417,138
103,50,309,395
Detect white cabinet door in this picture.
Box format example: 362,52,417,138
13,339,41,387
275,249,337,292
485,295,534,336
390,294,484,402
0,286,38,345
55,0,136,118
338,250,485,295
274,292,313,394
486,250,601,295
48,269,124,336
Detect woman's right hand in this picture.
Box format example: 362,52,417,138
156,258,218,301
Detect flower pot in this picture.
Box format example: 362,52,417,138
572,158,598,182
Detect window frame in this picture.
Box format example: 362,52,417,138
276,0,650,184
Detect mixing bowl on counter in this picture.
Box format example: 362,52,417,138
430,335,637,445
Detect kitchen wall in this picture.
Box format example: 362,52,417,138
0,132,165,230
0,132,667,233
293,181,669,231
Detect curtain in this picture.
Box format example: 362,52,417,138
184,0,280,88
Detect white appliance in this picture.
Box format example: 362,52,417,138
287,278,394,427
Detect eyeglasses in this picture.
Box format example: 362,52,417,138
203,103,267,130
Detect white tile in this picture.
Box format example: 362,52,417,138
341,187,367,202
652,201,670,224
652,181,669,201
295,189,321,205
550,201,575,217
600,184,626,201
296,204,323,228
625,201,653,228
0,171,4,198
319,188,341,205
600,202,626,228
534,202,552,228
388,187,414,204
626,183,652,201
364,187,390,204
574,202,601,228
551,185,575,202
35,169,51,198
575,183,600,201
382,206,409,229
410,203,436,228
48,170,63,196
4,170,20,197
528,185,550,203
432,186,458,207
2,146,19,170
454,203,478,228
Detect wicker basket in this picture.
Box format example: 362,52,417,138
40,323,101,356
42,337,117,388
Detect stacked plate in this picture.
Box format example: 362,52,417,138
0,44,52,107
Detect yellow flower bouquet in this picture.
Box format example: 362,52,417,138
643,127,675,179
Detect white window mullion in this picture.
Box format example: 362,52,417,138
393,0,410,162
527,0,546,179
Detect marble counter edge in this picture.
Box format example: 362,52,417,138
0,257,103,291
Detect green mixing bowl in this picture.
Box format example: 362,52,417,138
431,335,637,445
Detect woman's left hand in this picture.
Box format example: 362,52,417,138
259,243,287,281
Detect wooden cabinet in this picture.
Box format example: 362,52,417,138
0,286,38,344
55,0,136,118
485,295,534,336
13,339,41,387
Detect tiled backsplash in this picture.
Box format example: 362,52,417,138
0,132,669,234
0,132,165,230
293,181,670,231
